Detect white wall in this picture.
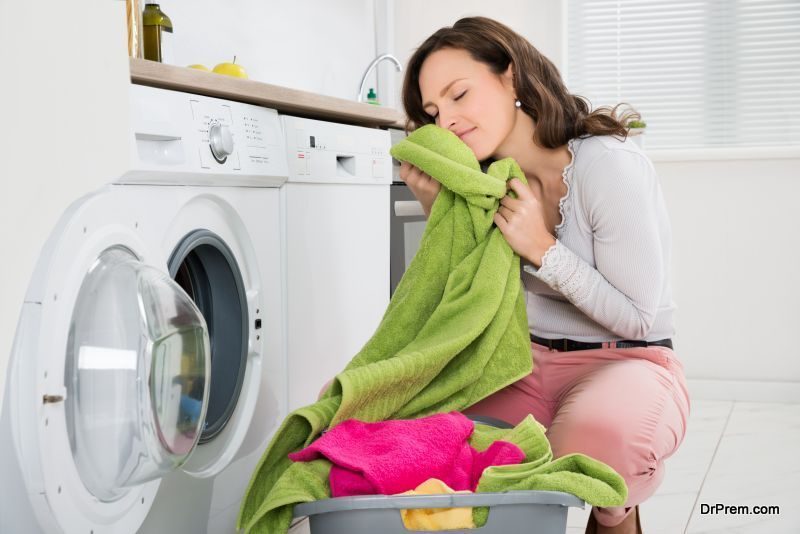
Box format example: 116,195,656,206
392,2,800,402
0,0,132,410
656,154,800,401
165,0,381,102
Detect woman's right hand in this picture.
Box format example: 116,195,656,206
399,161,441,218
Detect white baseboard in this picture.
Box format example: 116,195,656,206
687,378,800,404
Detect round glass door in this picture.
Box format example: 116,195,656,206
64,247,210,501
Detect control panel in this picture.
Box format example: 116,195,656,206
120,85,288,186
282,115,391,185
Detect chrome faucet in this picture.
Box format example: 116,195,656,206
357,54,403,102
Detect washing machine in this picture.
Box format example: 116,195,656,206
0,85,289,533
280,115,391,411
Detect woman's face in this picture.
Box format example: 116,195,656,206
419,47,517,161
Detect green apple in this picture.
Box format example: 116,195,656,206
213,56,248,79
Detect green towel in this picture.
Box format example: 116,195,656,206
237,124,533,533
470,416,628,526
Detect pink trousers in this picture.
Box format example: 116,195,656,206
464,341,691,528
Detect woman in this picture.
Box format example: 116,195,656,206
398,16,691,534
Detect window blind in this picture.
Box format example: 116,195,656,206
566,0,800,149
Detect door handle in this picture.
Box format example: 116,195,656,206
394,200,425,217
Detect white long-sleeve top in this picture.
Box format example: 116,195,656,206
521,134,676,342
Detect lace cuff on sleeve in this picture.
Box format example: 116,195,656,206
522,240,594,305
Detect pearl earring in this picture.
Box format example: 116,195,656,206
515,99,522,108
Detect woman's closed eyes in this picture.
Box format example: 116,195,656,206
430,91,468,120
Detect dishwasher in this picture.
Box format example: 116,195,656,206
281,115,392,412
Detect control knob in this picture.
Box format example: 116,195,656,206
209,121,234,163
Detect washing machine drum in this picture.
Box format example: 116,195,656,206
168,229,249,444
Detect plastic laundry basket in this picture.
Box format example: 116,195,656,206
294,489,584,533
292,414,585,533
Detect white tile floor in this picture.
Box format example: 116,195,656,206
566,400,800,534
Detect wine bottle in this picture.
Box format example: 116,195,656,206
142,3,173,63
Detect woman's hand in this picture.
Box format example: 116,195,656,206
399,161,441,218
494,178,557,267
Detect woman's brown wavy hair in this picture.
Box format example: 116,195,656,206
401,16,640,149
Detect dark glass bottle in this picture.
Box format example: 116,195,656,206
142,4,173,63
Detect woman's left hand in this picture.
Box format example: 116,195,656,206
493,178,557,267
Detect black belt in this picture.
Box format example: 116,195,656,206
530,333,673,351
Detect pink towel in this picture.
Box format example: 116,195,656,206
287,411,524,497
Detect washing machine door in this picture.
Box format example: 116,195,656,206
0,186,211,533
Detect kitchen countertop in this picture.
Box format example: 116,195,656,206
130,58,407,130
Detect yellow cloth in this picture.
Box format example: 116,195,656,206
397,478,476,531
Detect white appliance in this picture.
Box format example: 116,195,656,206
281,116,391,410
0,85,289,534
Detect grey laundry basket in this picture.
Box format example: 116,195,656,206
292,414,585,533
294,489,584,533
